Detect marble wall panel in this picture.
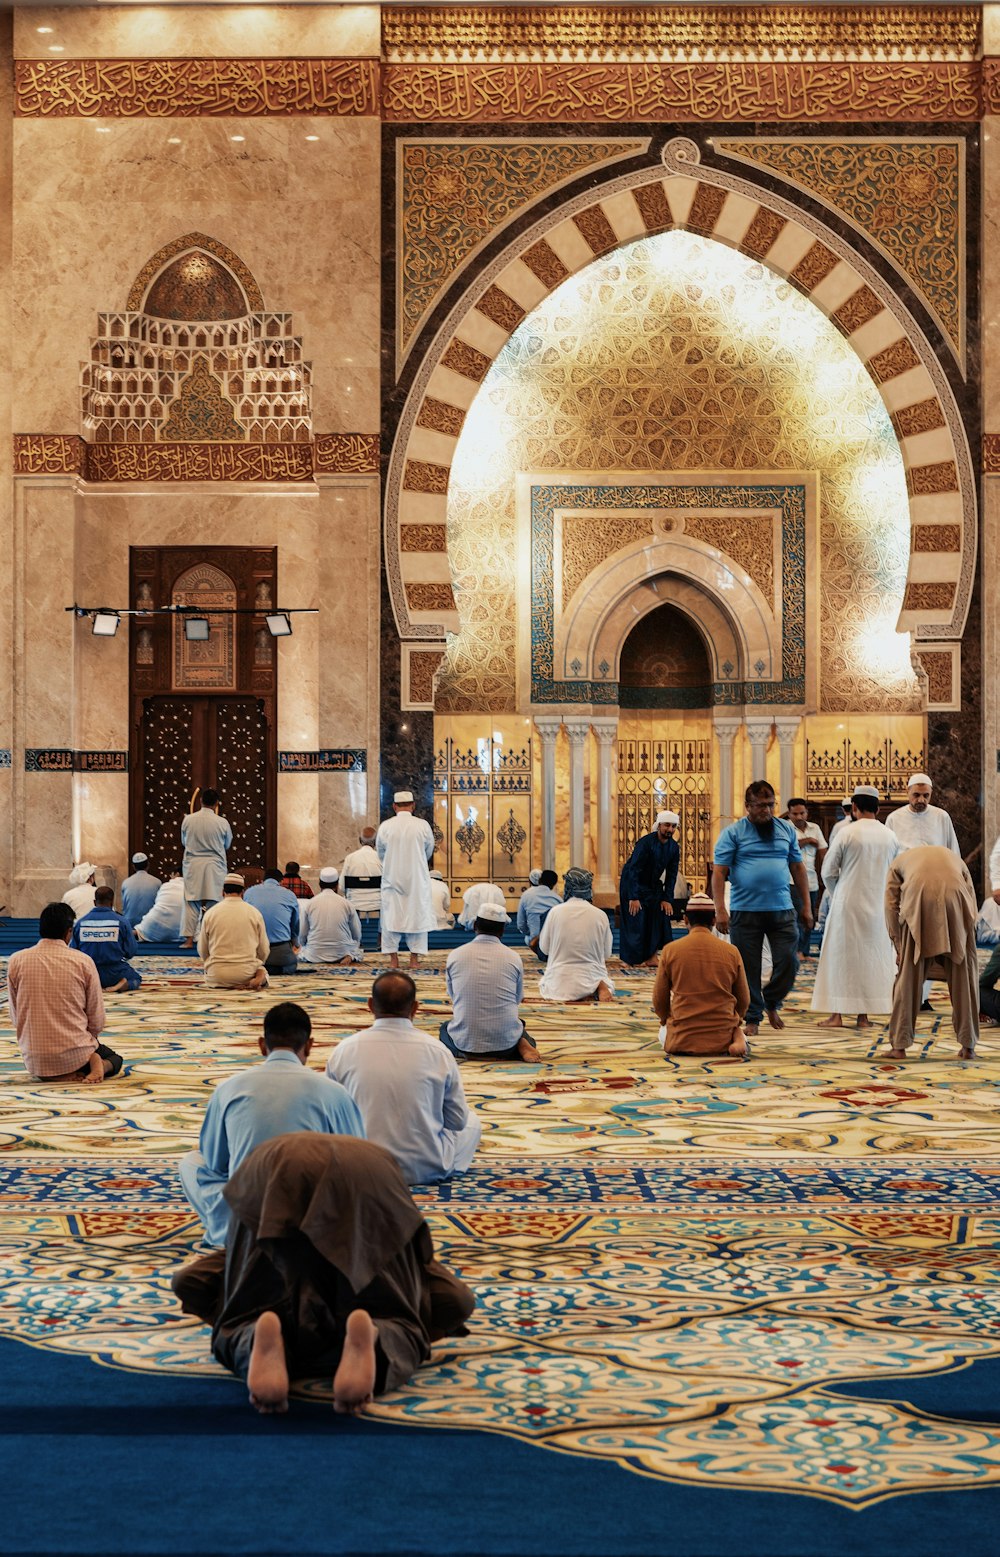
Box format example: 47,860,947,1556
12,116,379,434
0,15,13,907
14,6,379,60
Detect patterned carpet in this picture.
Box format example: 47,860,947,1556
1,948,999,1510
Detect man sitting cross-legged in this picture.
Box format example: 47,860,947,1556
298,867,363,964
652,892,750,1057
7,902,124,1083
538,867,615,1003
327,970,482,1185
71,885,142,993
171,1132,476,1416
198,873,270,990
178,1000,364,1248
442,902,541,1062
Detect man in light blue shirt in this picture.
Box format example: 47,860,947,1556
244,870,301,974
712,780,812,1037
516,869,561,959
443,903,541,1061
121,852,161,927
179,1001,364,1247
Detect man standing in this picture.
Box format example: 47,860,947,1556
121,852,161,928
244,870,301,976
7,902,123,1083
618,810,681,967
516,869,561,955
652,892,749,1057
327,971,482,1185
885,773,961,854
298,868,363,964
885,844,979,1059
810,791,901,1029
198,873,269,990
713,780,811,1038
539,867,615,1003
340,828,382,919
786,799,827,957
71,885,143,992
375,790,437,971
181,788,233,947
178,1000,364,1247
62,863,97,921
443,902,541,1062
829,797,854,847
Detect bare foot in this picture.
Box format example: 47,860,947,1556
182,938,195,949
517,1035,542,1062
765,1009,785,1030
643,958,660,968
245,969,268,990
817,1015,843,1028
334,1309,378,1416
107,978,128,994
744,1023,759,1037
408,957,420,972
596,984,615,1003
958,1046,975,1060
389,954,400,969
247,1311,289,1415
856,1015,872,1029
728,1032,748,1058
887,1048,907,1060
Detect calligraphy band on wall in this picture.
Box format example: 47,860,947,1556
25,750,129,773
13,435,379,481
278,750,367,773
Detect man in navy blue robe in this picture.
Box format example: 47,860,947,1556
619,810,681,967
71,886,142,991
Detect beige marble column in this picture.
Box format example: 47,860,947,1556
535,716,562,868
591,716,619,896
564,719,591,867
713,717,742,829
774,717,802,810
745,719,773,786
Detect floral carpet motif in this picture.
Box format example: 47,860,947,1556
1,951,999,1507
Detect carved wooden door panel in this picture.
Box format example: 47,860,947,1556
213,698,268,869
136,697,197,874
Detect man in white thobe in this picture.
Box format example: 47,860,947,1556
811,790,902,1028
375,790,437,970
429,870,454,929
340,828,382,918
181,788,233,945
63,864,97,921
327,970,481,1186
539,867,615,1003
458,881,507,930
135,874,185,942
298,868,364,963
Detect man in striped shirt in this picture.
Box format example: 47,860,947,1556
7,902,124,1083
442,903,540,1062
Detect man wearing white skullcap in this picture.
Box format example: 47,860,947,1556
298,867,363,964
121,851,162,928
811,789,902,1028
197,874,269,990
375,790,437,969
618,810,681,966
884,773,961,1011
62,863,98,921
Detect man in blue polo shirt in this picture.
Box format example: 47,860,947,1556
244,869,301,975
70,886,142,992
712,780,812,1037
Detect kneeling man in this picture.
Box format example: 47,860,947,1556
443,903,540,1061
71,886,142,992
172,1132,476,1415
198,873,269,989
652,892,750,1057
538,868,615,1003
8,902,124,1083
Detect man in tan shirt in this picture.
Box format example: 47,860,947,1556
884,844,978,1059
652,892,750,1057
198,873,269,990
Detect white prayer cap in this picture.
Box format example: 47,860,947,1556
319,866,339,884
853,784,881,800
529,869,542,886
131,852,148,865
655,810,680,826
69,862,96,887
907,772,932,789
223,872,245,888
476,902,509,925
687,891,715,910
841,796,853,806
429,869,444,880
393,789,414,803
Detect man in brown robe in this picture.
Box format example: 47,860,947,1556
652,892,750,1057
172,1132,475,1414
884,844,979,1059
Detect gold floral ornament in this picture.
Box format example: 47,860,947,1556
496,808,527,863
455,811,486,863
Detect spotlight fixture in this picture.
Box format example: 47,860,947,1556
266,613,292,638
92,612,120,637
184,616,210,642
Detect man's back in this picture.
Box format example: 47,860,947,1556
200,1051,364,1177
300,892,362,958
446,935,523,1052
341,845,382,914
121,870,161,926
887,845,976,958
182,808,231,857
199,897,267,963
653,928,748,1052
244,880,299,944
71,906,135,968
8,939,105,1076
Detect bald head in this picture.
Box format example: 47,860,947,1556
370,970,417,1018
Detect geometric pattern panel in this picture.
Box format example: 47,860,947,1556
717,138,965,370
433,733,532,896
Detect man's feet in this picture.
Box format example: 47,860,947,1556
643,957,660,968
247,1311,289,1414
244,969,268,990
887,1048,907,1060
388,954,400,970
817,1015,843,1028
727,1031,748,1058
408,957,420,972
744,1023,759,1037
958,1046,976,1060
107,978,128,994
516,1034,542,1062
596,983,614,1003
182,938,195,949
765,1008,785,1030
333,1309,378,1415
856,1015,872,1029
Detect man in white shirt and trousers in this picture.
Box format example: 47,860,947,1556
885,772,961,1011
376,790,438,971
811,788,901,1029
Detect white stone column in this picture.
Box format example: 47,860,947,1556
534,717,562,869
714,718,742,829
774,717,802,811
591,716,619,895
745,719,773,785
564,720,591,867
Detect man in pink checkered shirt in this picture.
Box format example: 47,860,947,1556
8,902,124,1083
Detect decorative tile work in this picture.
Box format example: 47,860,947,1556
397,139,642,365
146,251,247,322
417,399,465,438
407,649,445,706
561,515,652,608
161,358,244,442
790,241,839,292
404,459,449,494
278,750,366,773
406,582,457,612
903,582,957,610
868,338,922,384
633,182,670,231
893,399,946,440
685,183,727,236
382,63,982,125
12,434,85,476
805,738,926,801
685,514,775,605
982,434,1000,473
441,339,491,381
906,461,959,496
0,750,10,769
476,285,526,333
128,233,262,313
832,285,883,335
741,207,786,258
521,239,569,288
313,433,379,473
86,443,313,482
15,58,378,118
401,524,448,552
74,752,129,774
717,139,965,366
918,650,956,707
913,524,961,552
573,206,618,256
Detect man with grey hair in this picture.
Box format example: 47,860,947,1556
341,827,382,919
539,867,615,1003
885,773,960,854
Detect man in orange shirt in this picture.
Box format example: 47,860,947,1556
652,892,750,1057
